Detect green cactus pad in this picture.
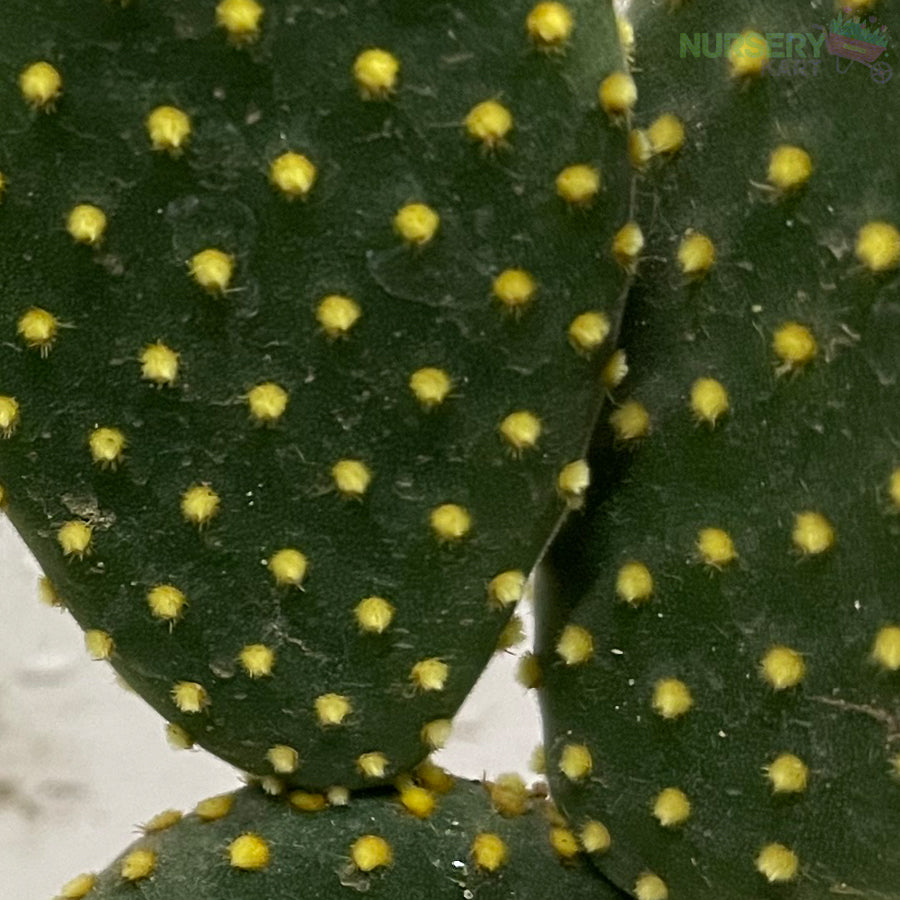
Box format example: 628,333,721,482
539,0,900,897
53,775,628,899
0,0,632,787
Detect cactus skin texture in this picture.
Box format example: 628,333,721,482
0,0,632,788
538,1,900,898
55,776,628,899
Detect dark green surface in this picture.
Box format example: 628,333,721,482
540,0,900,898
65,780,628,900
0,0,631,787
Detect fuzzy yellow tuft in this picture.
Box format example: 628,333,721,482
37,577,62,608
500,410,542,451
430,503,471,541
399,785,436,818
269,151,316,198
410,658,449,691
792,511,834,555
143,809,182,833
652,678,693,720
181,484,220,526
756,843,799,883
558,743,592,780
773,322,817,369
526,2,574,48
465,100,513,148
89,427,127,468
415,760,455,794
266,745,299,774
677,231,716,277
268,548,308,587
488,773,529,817
493,268,537,310
568,311,610,354
216,0,264,43
556,164,600,205
653,787,691,827
766,753,808,794
602,349,629,389
146,105,191,153
57,873,97,899
610,400,650,441
171,681,209,713
872,625,900,671
353,49,400,99
767,145,812,192
355,595,395,633
351,835,393,871
84,630,114,661
317,294,361,338
634,872,669,900
556,624,594,665
140,342,179,386
690,377,729,426
612,221,644,270
20,61,62,109
289,791,327,812
356,752,389,779
855,220,900,273
889,467,900,508
409,367,452,408
558,459,591,505
530,745,546,774
420,718,452,749
550,827,579,859
121,849,156,882
394,203,440,246
598,71,637,116
315,693,352,726
496,615,525,651
165,723,194,750
628,129,653,169
516,652,542,689
616,560,653,604
67,204,107,246
57,520,93,558
190,248,234,294
472,833,508,871
488,570,526,608
0,396,20,437
728,30,770,77
331,459,372,498
580,820,611,854
239,643,275,678
196,793,234,821
229,833,270,870
761,645,805,690
17,307,59,355
647,114,685,156
697,527,737,568
147,584,187,622
246,382,288,423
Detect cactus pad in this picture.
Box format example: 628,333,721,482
54,776,627,899
0,0,631,787
539,0,900,897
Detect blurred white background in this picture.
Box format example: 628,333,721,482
0,515,541,898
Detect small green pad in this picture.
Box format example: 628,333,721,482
56,778,628,899
0,0,631,786
540,0,900,898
